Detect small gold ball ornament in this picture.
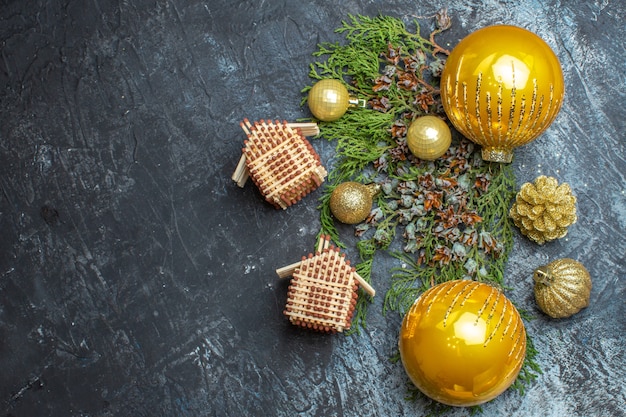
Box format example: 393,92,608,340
399,280,526,407
329,182,380,224
510,175,577,244
307,79,351,122
534,258,592,318
406,116,452,160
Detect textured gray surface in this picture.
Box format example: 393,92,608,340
1,0,624,416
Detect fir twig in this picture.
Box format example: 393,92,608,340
303,13,541,397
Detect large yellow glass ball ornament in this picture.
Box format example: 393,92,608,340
399,280,527,407
307,79,351,122
406,116,452,160
441,25,565,163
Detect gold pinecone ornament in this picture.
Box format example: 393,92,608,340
510,175,577,245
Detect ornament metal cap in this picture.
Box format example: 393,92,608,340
349,97,367,108
481,148,513,163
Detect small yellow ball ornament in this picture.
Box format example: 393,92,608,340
329,182,380,224
441,25,565,162
534,258,592,318
406,116,452,160
399,280,526,407
307,79,351,122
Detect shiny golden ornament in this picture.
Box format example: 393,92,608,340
534,258,592,318
399,280,526,407
510,175,577,244
406,116,452,160
329,182,380,224
307,79,363,122
441,25,565,163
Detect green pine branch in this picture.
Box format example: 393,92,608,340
303,13,541,399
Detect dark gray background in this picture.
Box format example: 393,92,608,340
1,0,624,416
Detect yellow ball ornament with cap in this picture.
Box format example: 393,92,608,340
406,116,452,160
399,280,527,407
329,182,380,224
440,25,565,163
307,79,363,122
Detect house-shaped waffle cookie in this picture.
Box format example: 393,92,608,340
232,119,327,209
276,235,375,333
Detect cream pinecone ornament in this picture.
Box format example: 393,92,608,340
510,176,577,245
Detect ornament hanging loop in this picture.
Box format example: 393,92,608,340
533,266,552,286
